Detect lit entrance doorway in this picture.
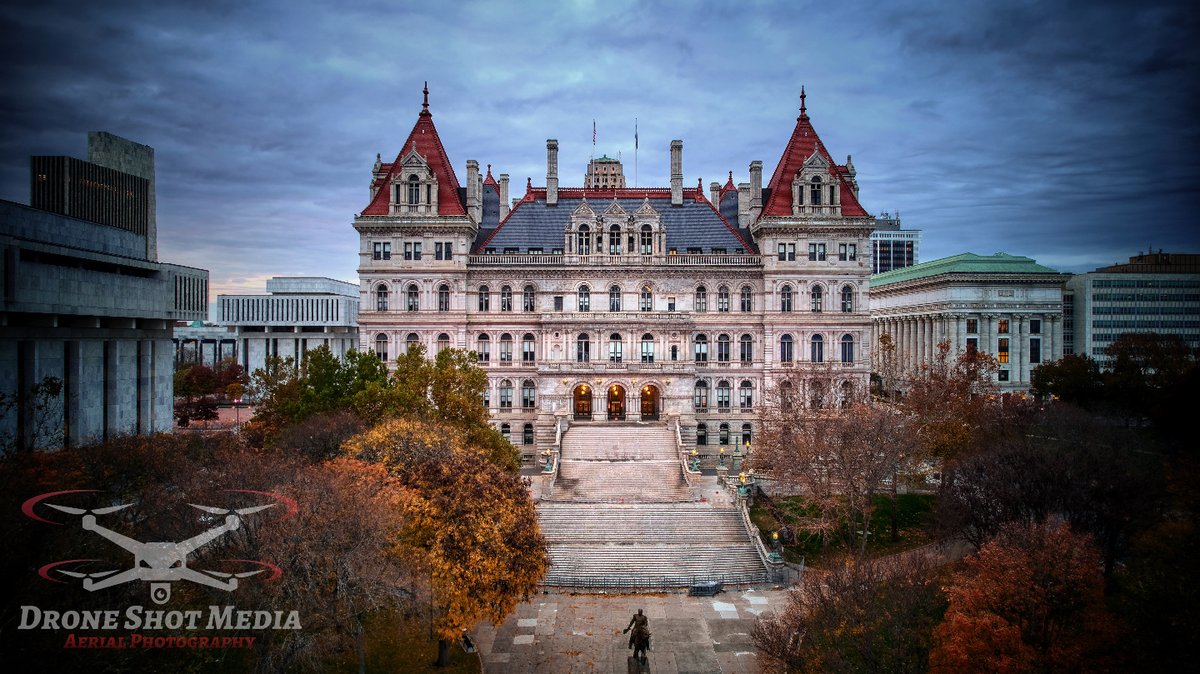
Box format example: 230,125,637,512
639,384,660,421
573,384,592,420
607,384,626,421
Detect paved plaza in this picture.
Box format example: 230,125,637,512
471,588,786,673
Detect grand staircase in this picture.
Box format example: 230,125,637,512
538,422,768,588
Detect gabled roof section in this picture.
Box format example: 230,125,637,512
762,89,869,219
871,253,1063,287
361,83,465,216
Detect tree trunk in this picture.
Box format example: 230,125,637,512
356,618,366,674
435,638,450,667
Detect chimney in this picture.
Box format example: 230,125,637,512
466,160,480,222
670,140,683,206
499,173,510,219
737,183,751,227
546,139,559,206
749,160,762,217
710,181,721,206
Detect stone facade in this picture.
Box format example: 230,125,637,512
355,89,875,462
1,133,207,449
870,253,1067,391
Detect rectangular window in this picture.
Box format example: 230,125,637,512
1029,338,1041,364
966,319,979,334
1030,319,1042,334
998,337,1010,363
778,243,786,261
435,242,443,260
413,242,422,260
670,345,678,361
373,242,382,260
404,243,413,260
554,295,564,312
808,243,826,261
966,337,978,354
778,243,795,261
838,243,848,261
998,369,1010,382
434,241,452,260
668,297,676,312
998,319,1010,334
847,243,856,261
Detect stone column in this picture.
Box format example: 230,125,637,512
1051,316,1063,361
1015,315,1027,385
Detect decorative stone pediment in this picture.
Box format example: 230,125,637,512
572,198,596,220
635,198,659,219
604,199,628,218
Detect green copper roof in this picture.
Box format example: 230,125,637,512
871,252,1061,287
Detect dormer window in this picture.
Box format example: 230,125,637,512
577,224,591,255
407,175,420,205
809,176,823,206
640,225,653,254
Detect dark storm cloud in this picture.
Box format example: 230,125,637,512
1,0,1197,309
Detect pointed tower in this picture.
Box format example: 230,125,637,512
354,83,476,365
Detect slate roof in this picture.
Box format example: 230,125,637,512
472,187,757,254
362,85,465,216
762,91,868,218
871,253,1063,287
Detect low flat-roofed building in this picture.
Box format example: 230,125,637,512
1,132,208,449
870,252,1067,391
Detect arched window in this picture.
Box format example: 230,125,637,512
521,379,536,409
780,380,795,410
641,333,655,363
406,332,420,353
717,334,731,362
841,285,854,313
840,381,854,409
374,333,388,361
523,423,534,445
694,334,709,363
576,333,590,362
741,422,752,447
438,284,450,312
719,423,730,445
500,423,510,441
609,284,622,312
500,285,513,312
841,334,854,363
640,285,653,311
499,333,513,363
694,381,709,410
809,175,823,206
437,333,450,352
695,286,708,313
578,284,591,312
717,285,730,312
811,334,825,363
780,334,794,363
740,285,753,312
523,284,536,312
498,379,513,408
407,174,420,205
810,380,827,409
740,334,753,364
608,333,623,363
522,333,536,363
375,284,389,312
482,385,490,409
640,225,653,254
716,380,731,410
780,285,793,313
476,334,490,363
811,285,824,312
577,224,591,255
696,422,708,446
609,224,622,254
477,285,490,312
406,284,420,312
739,381,753,410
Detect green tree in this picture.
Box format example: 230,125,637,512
1030,354,1103,407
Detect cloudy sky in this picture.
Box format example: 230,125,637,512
2,0,1197,305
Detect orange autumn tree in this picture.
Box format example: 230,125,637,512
930,520,1116,674
343,417,547,667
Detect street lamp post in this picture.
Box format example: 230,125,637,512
719,446,726,469
690,448,699,472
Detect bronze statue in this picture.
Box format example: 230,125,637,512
623,608,651,662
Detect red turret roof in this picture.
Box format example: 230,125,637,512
719,170,737,199
362,85,465,216
761,95,868,218
482,163,498,188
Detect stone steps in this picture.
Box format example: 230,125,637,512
538,504,750,542
544,544,767,586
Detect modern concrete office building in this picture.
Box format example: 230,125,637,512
870,252,1067,391
1064,252,1200,365
1,132,208,449
869,211,920,274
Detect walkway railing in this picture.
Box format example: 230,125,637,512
540,571,768,590
674,417,698,487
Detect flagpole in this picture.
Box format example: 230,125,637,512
634,117,638,188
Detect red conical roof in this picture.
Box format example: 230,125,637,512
362,84,465,216
761,95,868,218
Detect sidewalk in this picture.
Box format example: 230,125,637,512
471,588,785,673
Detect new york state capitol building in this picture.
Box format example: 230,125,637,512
355,88,873,462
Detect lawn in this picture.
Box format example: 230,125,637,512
332,610,480,673
750,493,937,567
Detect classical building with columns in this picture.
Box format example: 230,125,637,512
870,253,1067,390
355,86,876,462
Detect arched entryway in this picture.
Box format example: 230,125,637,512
607,384,626,421
573,383,593,420
639,384,660,421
